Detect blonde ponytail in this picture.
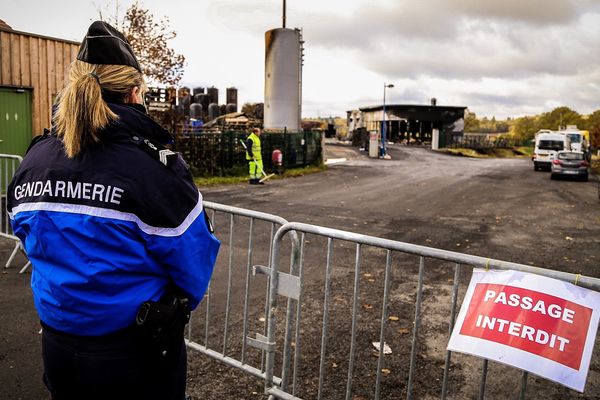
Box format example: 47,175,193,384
54,60,145,158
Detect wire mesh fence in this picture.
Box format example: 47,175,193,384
173,130,324,177
450,136,532,149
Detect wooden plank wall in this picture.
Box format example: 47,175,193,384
0,30,79,136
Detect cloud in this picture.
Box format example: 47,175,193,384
207,0,600,80
206,0,276,33
361,23,596,81
448,0,584,25
301,0,594,49
202,0,600,117
304,3,600,81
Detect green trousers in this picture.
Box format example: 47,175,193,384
249,160,263,180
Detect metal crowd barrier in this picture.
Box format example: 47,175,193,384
0,154,30,273
185,201,300,389
261,222,600,400
2,171,599,398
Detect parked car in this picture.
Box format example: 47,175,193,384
533,132,566,171
550,151,589,181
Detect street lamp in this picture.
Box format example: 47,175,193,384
381,83,394,158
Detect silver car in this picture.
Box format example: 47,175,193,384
550,151,589,181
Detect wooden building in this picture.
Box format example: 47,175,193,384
0,20,79,155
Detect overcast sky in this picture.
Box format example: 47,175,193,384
3,0,600,118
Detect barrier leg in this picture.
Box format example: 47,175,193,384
19,261,31,274
5,241,20,268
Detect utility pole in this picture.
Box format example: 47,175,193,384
282,0,286,28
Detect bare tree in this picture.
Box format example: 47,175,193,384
241,103,264,121
97,1,185,86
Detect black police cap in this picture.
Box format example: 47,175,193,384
77,21,141,72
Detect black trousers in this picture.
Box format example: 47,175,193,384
41,323,187,400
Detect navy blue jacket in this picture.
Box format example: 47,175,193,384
7,103,220,336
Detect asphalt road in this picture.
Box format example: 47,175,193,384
1,142,599,399
204,143,599,277
190,142,600,399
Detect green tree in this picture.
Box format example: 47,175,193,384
586,109,600,147
537,107,582,130
241,103,264,121
464,110,480,132
583,109,600,129
496,120,510,133
490,116,497,132
510,116,538,141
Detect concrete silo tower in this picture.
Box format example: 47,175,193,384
264,0,304,131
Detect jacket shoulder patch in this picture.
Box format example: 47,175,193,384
130,135,178,167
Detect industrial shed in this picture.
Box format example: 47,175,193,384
0,20,79,155
348,101,467,147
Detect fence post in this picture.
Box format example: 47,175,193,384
264,132,272,171
225,132,231,171
302,130,307,166
284,132,290,169
318,130,323,164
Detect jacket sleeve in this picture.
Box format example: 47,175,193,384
144,197,220,309
140,159,220,310
111,133,222,310
246,138,254,158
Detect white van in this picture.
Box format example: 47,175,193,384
562,128,585,152
533,132,566,171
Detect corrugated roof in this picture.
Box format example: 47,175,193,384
359,104,467,112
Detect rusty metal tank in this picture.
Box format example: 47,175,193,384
264,28,302,131
208,103,220,121
190,103,203,119
226,87,238,110
207,87,219,105
180,94,191,116
194,94,210,111
226,103,237,114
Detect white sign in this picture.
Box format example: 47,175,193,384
447,269,600,392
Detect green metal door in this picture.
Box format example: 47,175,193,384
0,88,32,156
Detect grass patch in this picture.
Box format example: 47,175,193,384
194,176,249,186
445,148,489,158
281,164,328,177
444,147,534,158
513,146,534,156
194,164,327,186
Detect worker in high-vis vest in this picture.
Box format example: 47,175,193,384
245,128,264,185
